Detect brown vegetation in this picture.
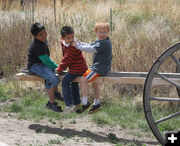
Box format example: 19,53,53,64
0,0,179,76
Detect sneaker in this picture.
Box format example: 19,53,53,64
72,104,80,112
54,92,64,101
76,102,91,114
62,105,80,115
88,104,102,114
46,101,63,112
61,106,74,115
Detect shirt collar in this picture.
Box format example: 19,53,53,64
34,39,48,46
62,41,70,47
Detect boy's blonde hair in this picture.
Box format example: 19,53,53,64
94,22,110,32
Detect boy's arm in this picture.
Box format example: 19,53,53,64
73,41,99,53
38,55,58,70
56,48,78,73
56,55,69,73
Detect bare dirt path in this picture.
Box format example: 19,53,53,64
0,114,159,146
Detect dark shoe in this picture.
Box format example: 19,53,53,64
46,101,63,112
55,92,64,101
76,102,91,114
88,104,102,114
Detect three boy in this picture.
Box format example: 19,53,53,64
27,22,112,114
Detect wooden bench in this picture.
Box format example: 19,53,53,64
15,72,180,85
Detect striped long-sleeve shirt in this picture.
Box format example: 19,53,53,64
56,42,87,75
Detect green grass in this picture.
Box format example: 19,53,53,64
94,100,150,132
0,81,179,139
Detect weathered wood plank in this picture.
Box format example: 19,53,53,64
15,72,180,85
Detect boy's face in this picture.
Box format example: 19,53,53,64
34,29,47,42
62,33,74,44
95,28,109,40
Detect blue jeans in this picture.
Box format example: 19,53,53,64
29,63,60,89
62,73,81,106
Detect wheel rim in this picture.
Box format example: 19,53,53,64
176,63,180,97
143,42,180,145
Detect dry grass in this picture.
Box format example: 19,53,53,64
0,0,180,97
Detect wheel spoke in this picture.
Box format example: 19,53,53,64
170,54,180,67
155,111,180,124
156,73,180,88
150,96,180,102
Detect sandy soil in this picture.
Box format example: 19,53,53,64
0,113,160,146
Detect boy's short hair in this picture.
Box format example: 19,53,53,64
30,22,45,36
61,26,74,38
94,22,110,32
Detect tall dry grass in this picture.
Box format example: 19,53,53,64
0,0,180,96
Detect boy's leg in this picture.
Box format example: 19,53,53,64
29,63,60,90
29,63,62,112
62,73,79,107
76,69,99,114
93,82,100,104
48,86,55,103
80,76,88,104
54,85,63,101
54,85,58,93
89,82,102,114
76,76,90,114
71,82,81,106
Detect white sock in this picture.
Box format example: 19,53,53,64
66,106,70,109
82,97,88,105
93,98,100,105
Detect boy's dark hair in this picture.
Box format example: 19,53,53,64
30,22,45,36
61,26,74,37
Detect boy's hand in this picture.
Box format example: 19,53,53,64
71,39,78,47
56,68,65,75
55,68,61,75
55,68,59,74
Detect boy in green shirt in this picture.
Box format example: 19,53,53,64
27,22,63,112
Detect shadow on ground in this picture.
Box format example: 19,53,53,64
28,124,159,145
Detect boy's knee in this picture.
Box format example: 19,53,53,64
49,75,60,84
93,82,98,87
80,76,87,83
62,77,70,86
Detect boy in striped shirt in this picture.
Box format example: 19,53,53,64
72,22,112,114
56,26,87,114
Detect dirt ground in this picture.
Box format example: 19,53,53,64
0,113,160,146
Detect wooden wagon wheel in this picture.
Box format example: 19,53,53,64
143,42,180,145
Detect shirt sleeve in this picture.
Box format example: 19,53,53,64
56,47,79,73
39,55,58,70
75,41,98,53
94,40,107,53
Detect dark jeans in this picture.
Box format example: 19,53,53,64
62,73,81,107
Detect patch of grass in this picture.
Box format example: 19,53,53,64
48,138,61,144
126,11,153,27
108,133,119,144
8,102,23,113
95,99,149,132
92,111,113,125
29,140,45,146
70,118,77,124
